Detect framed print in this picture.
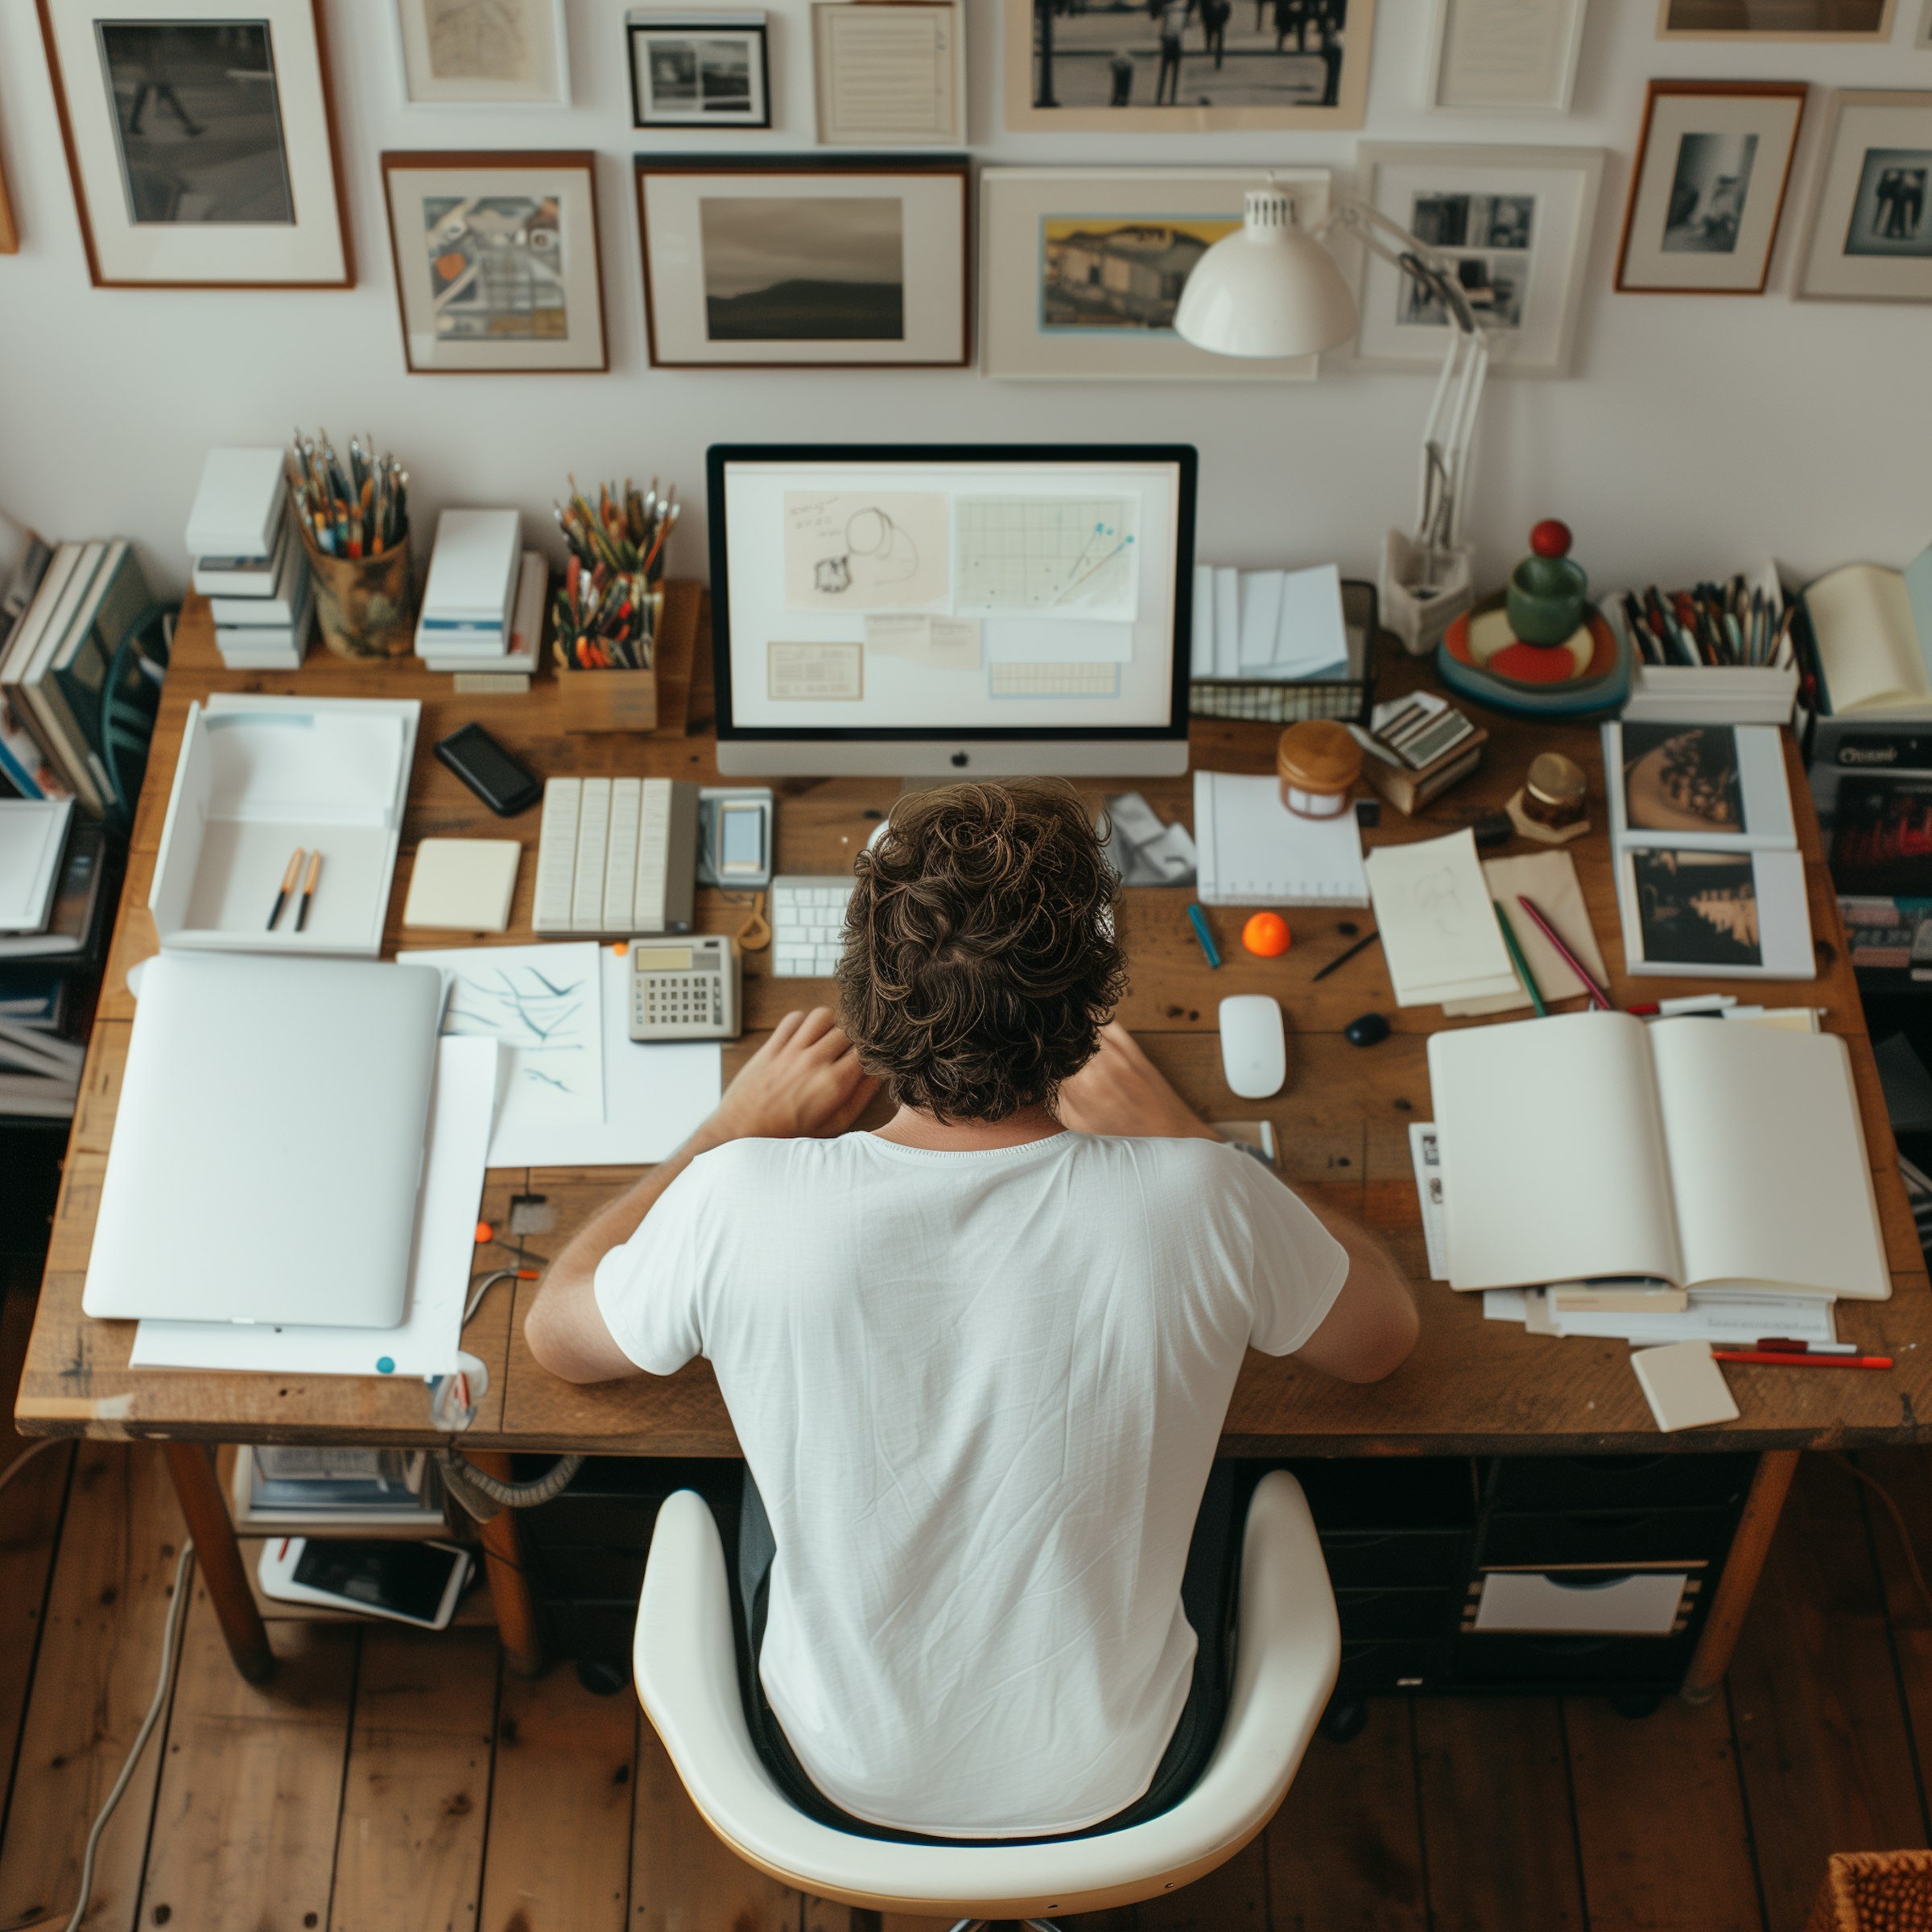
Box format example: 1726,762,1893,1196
37,0,351,288
812,1,964,146
1920,0,1932,44
0,132,15,255
1352,145,1604,376
980,167,1330,381
1794,91,1932,303
1003,0,1376,133
635,155,968,367
628,10,770,129
381,151,606,374
1656,0,1893,34
1429,0,1587,114
393,0,568,106
1615,82,1806,295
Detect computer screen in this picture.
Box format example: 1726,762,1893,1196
708,445,1195,774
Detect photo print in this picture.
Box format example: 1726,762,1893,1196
1038,216,1239,332
1622,724,1747,836
1399,190,1533,329
1633,850,1764,969
700,196,904,341
1662,131,1759,253
628,14,769,127
422,194,565,341
1845,148,1932,256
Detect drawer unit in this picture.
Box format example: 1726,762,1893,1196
1321,1526,1469,1589
1450,1630,1699,1692
1463,1567,1701,1637
1476,1505,1734,1571
1335,1586,1459,1642
1335,1638,1445,1697
1483,1453,1752,1513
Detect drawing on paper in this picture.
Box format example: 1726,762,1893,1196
440,958,592,1089
955,497,1138,621
423,0,547,85
782,492,950,609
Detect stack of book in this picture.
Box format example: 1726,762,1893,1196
0,797,101,1120
416,510,524,677
0,535,155,814
231,1446,447,1534
187,448,309,670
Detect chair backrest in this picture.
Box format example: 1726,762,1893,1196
97,601,174,828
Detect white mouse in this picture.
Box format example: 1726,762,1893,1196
1219,994,1287,1100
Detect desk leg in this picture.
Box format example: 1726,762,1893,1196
469,1451,545,1679
1680,1447,1799,1707
163,1441,274,1685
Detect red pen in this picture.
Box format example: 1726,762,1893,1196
1515,894,1613,1010
1711,1349,1893,1369
1754,1337,1858,1355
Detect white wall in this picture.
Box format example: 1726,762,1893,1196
0,0,1928,603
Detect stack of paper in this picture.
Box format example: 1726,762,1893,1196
1191,563,1352,682
416,510,521,666
1442,849,1609,1018
1194,771,1368,907
0,799,73,934
1365,828,1517,1005
187,448,306,670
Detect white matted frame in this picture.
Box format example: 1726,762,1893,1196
980,167,1331,382
811,1,964,146
1919,0,1932,47
1351,144,1603,377
1430,0,1587,114
393,0,569,106
38,0,352,288
628,10,770,129
1655,0,1893,35
381,151,606,374
1794,89,1932,303
636,155,969,367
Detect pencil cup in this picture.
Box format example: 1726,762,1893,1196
299,523,415,660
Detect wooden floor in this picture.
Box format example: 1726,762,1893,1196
0,1269,1926,1932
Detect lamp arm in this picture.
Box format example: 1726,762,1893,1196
1313,193,1481,336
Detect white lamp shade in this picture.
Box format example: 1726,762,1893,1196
1174,190,1360,360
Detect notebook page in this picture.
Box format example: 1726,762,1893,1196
1429,1012,1683,1292
1649,1018,1891,1300
1806,568,1924,713
1193,772,1367,906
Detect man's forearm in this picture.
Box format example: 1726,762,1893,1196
538,1121,724,1305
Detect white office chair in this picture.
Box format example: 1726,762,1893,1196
632,1469,1340,1930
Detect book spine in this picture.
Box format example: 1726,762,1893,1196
20,675,104,815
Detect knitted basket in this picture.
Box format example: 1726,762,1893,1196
1807,1852,1932,1932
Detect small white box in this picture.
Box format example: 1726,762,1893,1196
151,694,419,957
185,448,287,560
1612,562,1798,726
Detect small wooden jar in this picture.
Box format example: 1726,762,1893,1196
1277,720,1362,819
1521,752,1588,832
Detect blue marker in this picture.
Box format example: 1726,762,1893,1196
1187,903,1222,970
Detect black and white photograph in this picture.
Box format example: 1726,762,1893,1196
1662,131,1759,253
700,196,903,341
1398,192,1531,330
1632,850,1764,969
1002,0,1376,131
628,13,770,128
1657,0,1893,35
1400,253,1525,329
1796,91,1932,299
1410,192,1534,251
1845,149,1932,257
394,0,570,105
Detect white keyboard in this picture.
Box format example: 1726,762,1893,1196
772,877,854,978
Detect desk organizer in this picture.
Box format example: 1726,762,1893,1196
150,694,419,956
1608,562,1797,727
556,577,701,737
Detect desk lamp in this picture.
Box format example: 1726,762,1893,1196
1174,183,1492,654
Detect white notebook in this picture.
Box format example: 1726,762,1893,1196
1192,771,1368,907
1428,1010,1889,1301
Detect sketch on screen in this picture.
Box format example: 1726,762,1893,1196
783,491,949,609
955,497,1138,623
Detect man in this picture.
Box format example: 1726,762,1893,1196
1154,0,1190,104
526,782,1417,1842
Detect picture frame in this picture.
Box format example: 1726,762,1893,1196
1655,0,1893,35
812,0,965,147
628,10,770,130
634,155,969,368
1351,144,1605,377
381,151,607,374
1794,90,1932,303
0,129,16,255
1615,81,1806,295
37,0,353,289
393,0,569,107
1428,0,1587,115
979,167,1330,382
1920,0,1932,46
1002,0,1376,133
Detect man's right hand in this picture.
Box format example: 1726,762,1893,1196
704,1007,878,1145
1056,1022,1221,1141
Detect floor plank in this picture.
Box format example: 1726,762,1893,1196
1565,1693,1763,1932
330,1627,499,1932
1730,1455,1928,1932
1414,1697,1587,1932
478,1669,634,1932
1268,1703,1428,1932
1850,1446,1932,1796
632,1718,803,1932
0,1442,186,1932
1137,1829,1267,1932
138,1583,357,1932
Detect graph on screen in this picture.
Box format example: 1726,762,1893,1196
955,497,1138,622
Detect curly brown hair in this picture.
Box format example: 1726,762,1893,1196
835,781,1127,1123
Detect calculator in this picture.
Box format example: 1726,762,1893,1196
628,935,741,1042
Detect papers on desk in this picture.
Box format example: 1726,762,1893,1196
1194,772,1368,906
1191,564,1352,682
133,1034,496,1377
1365,828,1517,1007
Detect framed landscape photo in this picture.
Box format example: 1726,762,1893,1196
980,166,1330,380
1616,82,1806,295
635,155,968,367
1430,0,1587,115
1352,145,1604,376
1003,0,1376,133
382,151,605,374
628,10,770,129
393,0,569,106
1794,91,1932,303
1656,0,1893,35
37,0,352,287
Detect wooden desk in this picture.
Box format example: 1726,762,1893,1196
19,590,1931,1693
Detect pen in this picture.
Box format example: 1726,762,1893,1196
1515,895,1612,1010
1492,901,1546,1018
1712,1349,1893,1370
268,846,304,930
295,849,321,932
1311,928,1381,982
1187,903,1222,970
1626,994,1737,1017
1754,1338,1859,1355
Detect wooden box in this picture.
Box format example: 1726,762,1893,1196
555,577,700,737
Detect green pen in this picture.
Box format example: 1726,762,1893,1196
1187,903,1222,970
1492,900,1546,1017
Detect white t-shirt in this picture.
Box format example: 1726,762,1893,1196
595,1129,1348,1839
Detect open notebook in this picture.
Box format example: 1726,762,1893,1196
1428,1011,1889,1300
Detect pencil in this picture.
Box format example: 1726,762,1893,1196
1492,901,1546,1017
1711,1349,1893,1370
295,850,321,932
268,847,304,930
1515,894,1612,1010
1311,928,1381,982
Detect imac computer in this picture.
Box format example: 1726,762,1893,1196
708,444,1196,778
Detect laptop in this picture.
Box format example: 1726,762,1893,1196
84,952,444,1327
